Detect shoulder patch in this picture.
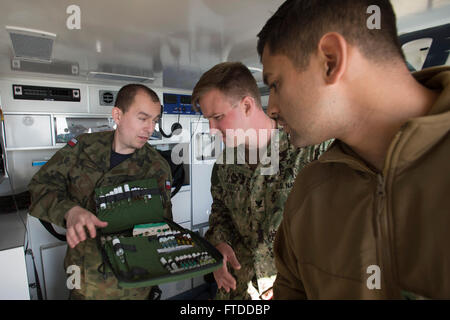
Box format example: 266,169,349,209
67,138,78,147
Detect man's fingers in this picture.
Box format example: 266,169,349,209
75,223,87,242
221,271,237,290
86,217,108,238
214,269,230,291
218,277,235,292
66,228,79,243
64,207,106,245
216,279,230,292
214,266,237,292
92,216,108,228
214,262,230,281
86,221,97,239
66,235,74,249
218,243,241,271
66,228,79,248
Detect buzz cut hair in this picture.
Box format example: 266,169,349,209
257,0,405,70
191,61,262,110
114,84,160,113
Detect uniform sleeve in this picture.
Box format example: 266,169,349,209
28,144,80,227
273,215,307,300
204,163,237,247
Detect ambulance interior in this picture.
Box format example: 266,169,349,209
0,0,448,300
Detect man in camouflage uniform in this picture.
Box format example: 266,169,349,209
28,84,172,300
192,62,331,299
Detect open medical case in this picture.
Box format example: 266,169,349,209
95,178,222,288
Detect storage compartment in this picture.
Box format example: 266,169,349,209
4,114,52,148
54,116,114,144
5,149,58,193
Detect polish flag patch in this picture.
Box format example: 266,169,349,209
67,138,78,147
165,180,171,190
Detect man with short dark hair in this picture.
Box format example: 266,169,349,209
29,84,172,299
258,0,450,299
192,61,330,299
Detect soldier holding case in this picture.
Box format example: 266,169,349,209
192,62,331,299
29,84,172,299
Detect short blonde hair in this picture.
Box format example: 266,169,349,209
192,62,262,111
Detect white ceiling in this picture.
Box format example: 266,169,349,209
0,0,449,89
393,0,450,33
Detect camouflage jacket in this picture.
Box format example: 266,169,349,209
205,128,331,294
28,130,172,298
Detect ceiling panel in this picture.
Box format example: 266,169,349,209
0,0,448,89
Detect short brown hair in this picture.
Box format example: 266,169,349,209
257,0,405,70
115,84,160,113
192,62,262,110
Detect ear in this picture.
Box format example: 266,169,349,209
111,107,122,125
241,96,255,117
317,32,347,85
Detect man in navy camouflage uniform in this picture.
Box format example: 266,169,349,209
192,62,331,299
